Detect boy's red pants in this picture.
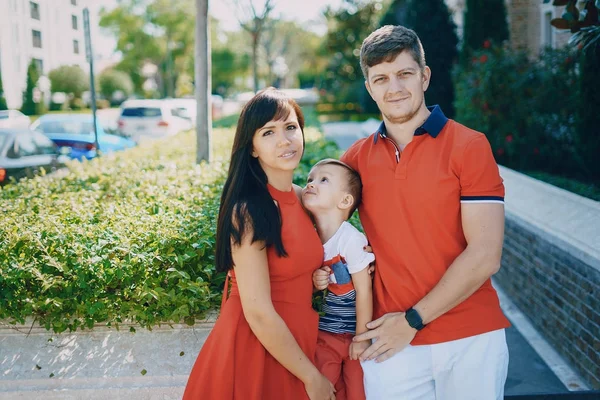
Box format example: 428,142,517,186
315,330,366,400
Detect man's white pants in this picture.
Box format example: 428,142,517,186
361,329,509,400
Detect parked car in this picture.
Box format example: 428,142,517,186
0,110,31,129
167,98,197,127
30,114,136,160
0,128,68,186
167,96,226,124
117,99,192,143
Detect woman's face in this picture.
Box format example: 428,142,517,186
251,108,303,175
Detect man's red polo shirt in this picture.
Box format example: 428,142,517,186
341,106,510,345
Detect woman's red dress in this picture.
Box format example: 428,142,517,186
183,184,324,399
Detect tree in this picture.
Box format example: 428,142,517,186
380,0,408,26
48,65,89,99
21,60,43,116
99,0,195,97
260,19,323,88
321,0,384,110
0,69,7,110
98,69,134,103
211,48,249,95
382,0,458,117
232,0,275,92
147,0,196,98
549,0,600,180
462,0,508,55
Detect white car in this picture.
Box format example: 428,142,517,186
117,99,192,143
167,98,197,127
0,110,31,129
168,95,225,124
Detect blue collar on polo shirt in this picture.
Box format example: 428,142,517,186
373,105,448,144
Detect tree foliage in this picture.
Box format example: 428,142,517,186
98,69,134,101
462,0,508,55
233,0,275,92
548,0,600,179
381,0,458,116
48,65,89,99
320,0,384,110
21,60,43,116
99,0,194,97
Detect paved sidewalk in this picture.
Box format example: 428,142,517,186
0,321,214,399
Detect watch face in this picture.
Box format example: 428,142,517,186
406,308,424,330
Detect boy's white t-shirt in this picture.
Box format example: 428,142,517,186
319,221,375,335
324,221,374,283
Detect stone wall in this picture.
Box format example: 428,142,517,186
495,166,600,389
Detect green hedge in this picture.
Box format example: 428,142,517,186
454,44,598,189
0,127,341,332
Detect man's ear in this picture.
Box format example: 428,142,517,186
338,193,354,211
422,66,431,92
364,80,374,99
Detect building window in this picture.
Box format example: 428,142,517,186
543,11,554,48
32,30,42,48
30,1,40,20
71,0,77,5
33,58,44,74
72,15,78,30
73,39,80,54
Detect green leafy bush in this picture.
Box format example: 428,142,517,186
453,44,594,181
0,126,340,333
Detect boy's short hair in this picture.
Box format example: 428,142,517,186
360,25,426,80
312,159,362,218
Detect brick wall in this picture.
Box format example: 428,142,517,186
495,217,600,389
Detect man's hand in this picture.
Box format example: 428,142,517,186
352,312,417,363
349,340,370,361
312,267,331,291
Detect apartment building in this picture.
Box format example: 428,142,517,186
445,0,573,55
0,0,89,108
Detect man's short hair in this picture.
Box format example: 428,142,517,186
312,158,362,218
360,25,426,80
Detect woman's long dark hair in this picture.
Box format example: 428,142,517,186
216,88,305,272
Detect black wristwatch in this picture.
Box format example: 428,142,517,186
405,307,426,331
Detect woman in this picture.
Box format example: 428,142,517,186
183,88,336,400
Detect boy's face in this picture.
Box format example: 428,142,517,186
365,50,431,124
301,164,350,215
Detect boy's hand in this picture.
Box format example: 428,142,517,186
349,340,370,360
312,267,331,290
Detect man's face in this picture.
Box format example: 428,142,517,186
365,51,431,125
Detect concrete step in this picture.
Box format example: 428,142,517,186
0,319,214,400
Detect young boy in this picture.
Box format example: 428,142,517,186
302,158,374,400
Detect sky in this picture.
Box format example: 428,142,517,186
210,0,345,35
91,0,345,61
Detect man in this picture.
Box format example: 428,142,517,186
341,25,510,399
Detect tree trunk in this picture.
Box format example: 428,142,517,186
195,0,212,163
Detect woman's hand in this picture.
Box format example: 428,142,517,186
304,371,336,400
312,266,331,291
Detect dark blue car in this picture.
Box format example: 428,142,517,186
30,114,136,160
